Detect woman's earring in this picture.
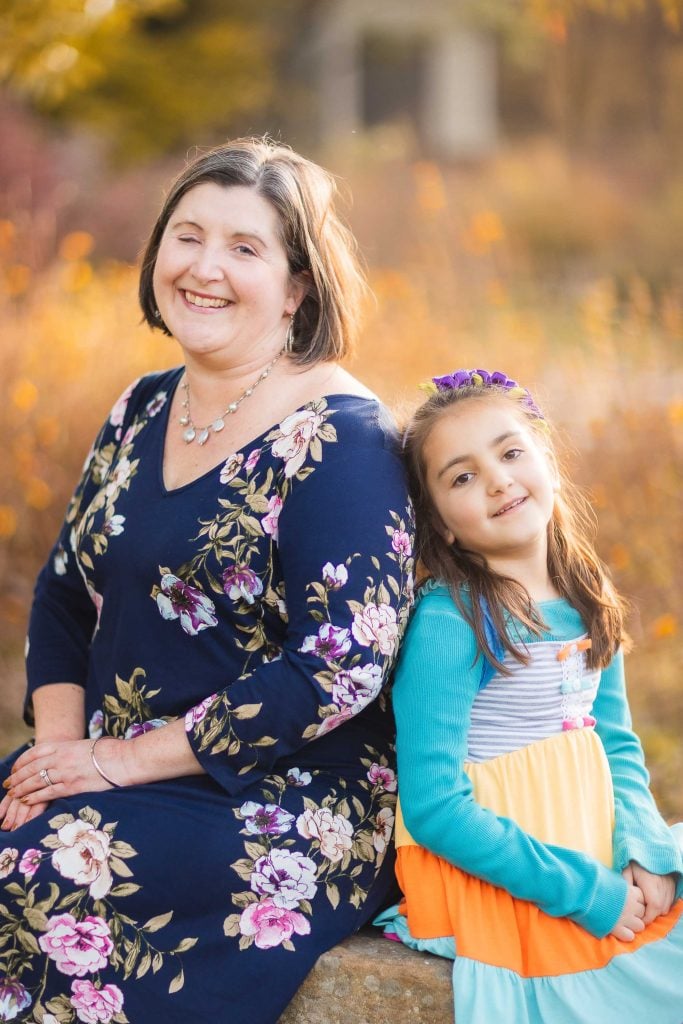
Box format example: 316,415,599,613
284,314,295,354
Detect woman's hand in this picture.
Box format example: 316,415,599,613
0,793,50,831
1,738,130,810
622,862,676,925
609,882,645,942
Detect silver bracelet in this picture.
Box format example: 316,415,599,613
90,738,122,788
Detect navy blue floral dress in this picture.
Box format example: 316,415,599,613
0,369,414,1024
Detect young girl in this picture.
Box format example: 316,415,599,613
376,368,683,1022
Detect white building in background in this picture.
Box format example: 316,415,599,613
308,0,498,158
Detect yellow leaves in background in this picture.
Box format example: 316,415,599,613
11,379,39,413
461,210,506,256
59,231,94,261
0,507,18,540
413,162,447,215
652,614,678,639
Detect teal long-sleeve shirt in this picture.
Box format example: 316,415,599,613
393,583,683,938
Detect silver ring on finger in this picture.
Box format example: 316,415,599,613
39,768,54,787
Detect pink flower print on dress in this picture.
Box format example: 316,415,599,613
322,562,348,589
70,980,123,1024
19,848,42,879
156,573,218,635
250,849,318,909
184,694,217,730
245,448,261,473
391,529,412,557
39,914,113,977
299,623,352,660
351,602,398,656
108,380,138,428
261,495,283,542
296,807,354,864
366,763,397,792
51,820,113,899
222,565,264,605
271,408,324,478
315,708,354,737
239,898,310,950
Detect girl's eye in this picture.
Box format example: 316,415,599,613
502,448,523,461
452,472,474,487
178,235,199,244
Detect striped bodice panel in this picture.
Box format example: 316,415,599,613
466,636,600,764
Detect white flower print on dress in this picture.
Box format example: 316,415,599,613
0,848,18,879
271,408,324,478
322,562,348,589
372,806,395,853
53,545,68,575
51,820,113,899
296,807,354,864
351,602,398,656
250,849,318,909
219,453,244,485
299,623,352,660
332,664,383,712
156,572,218,635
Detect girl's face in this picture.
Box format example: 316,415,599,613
152,182,304,362
422,397,557,571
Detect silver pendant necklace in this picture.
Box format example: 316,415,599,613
179,347,285,446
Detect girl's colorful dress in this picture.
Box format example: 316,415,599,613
379,581,683,1024
0,369,414,1024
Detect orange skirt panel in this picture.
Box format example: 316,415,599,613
396,843,683,977
396,728,683,977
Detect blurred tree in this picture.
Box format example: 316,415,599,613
0,0,307,160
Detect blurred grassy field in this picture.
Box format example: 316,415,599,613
1,143,681,816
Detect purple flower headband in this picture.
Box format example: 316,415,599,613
422,368,545,420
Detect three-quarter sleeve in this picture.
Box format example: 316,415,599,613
593,651,683,892
394,589,630,938
186,438,414,794
24,378,141,724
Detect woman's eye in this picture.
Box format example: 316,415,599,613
178,235,199,244
235,244,256,256
503,448,523,461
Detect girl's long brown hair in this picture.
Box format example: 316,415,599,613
403,385,628,671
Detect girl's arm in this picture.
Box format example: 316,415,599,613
394,588,630,939
592,652,683,901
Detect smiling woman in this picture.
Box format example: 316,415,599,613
0,139,414,1024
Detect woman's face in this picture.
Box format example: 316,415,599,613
152,182,304,362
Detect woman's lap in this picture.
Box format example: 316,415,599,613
0,752,396,1023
